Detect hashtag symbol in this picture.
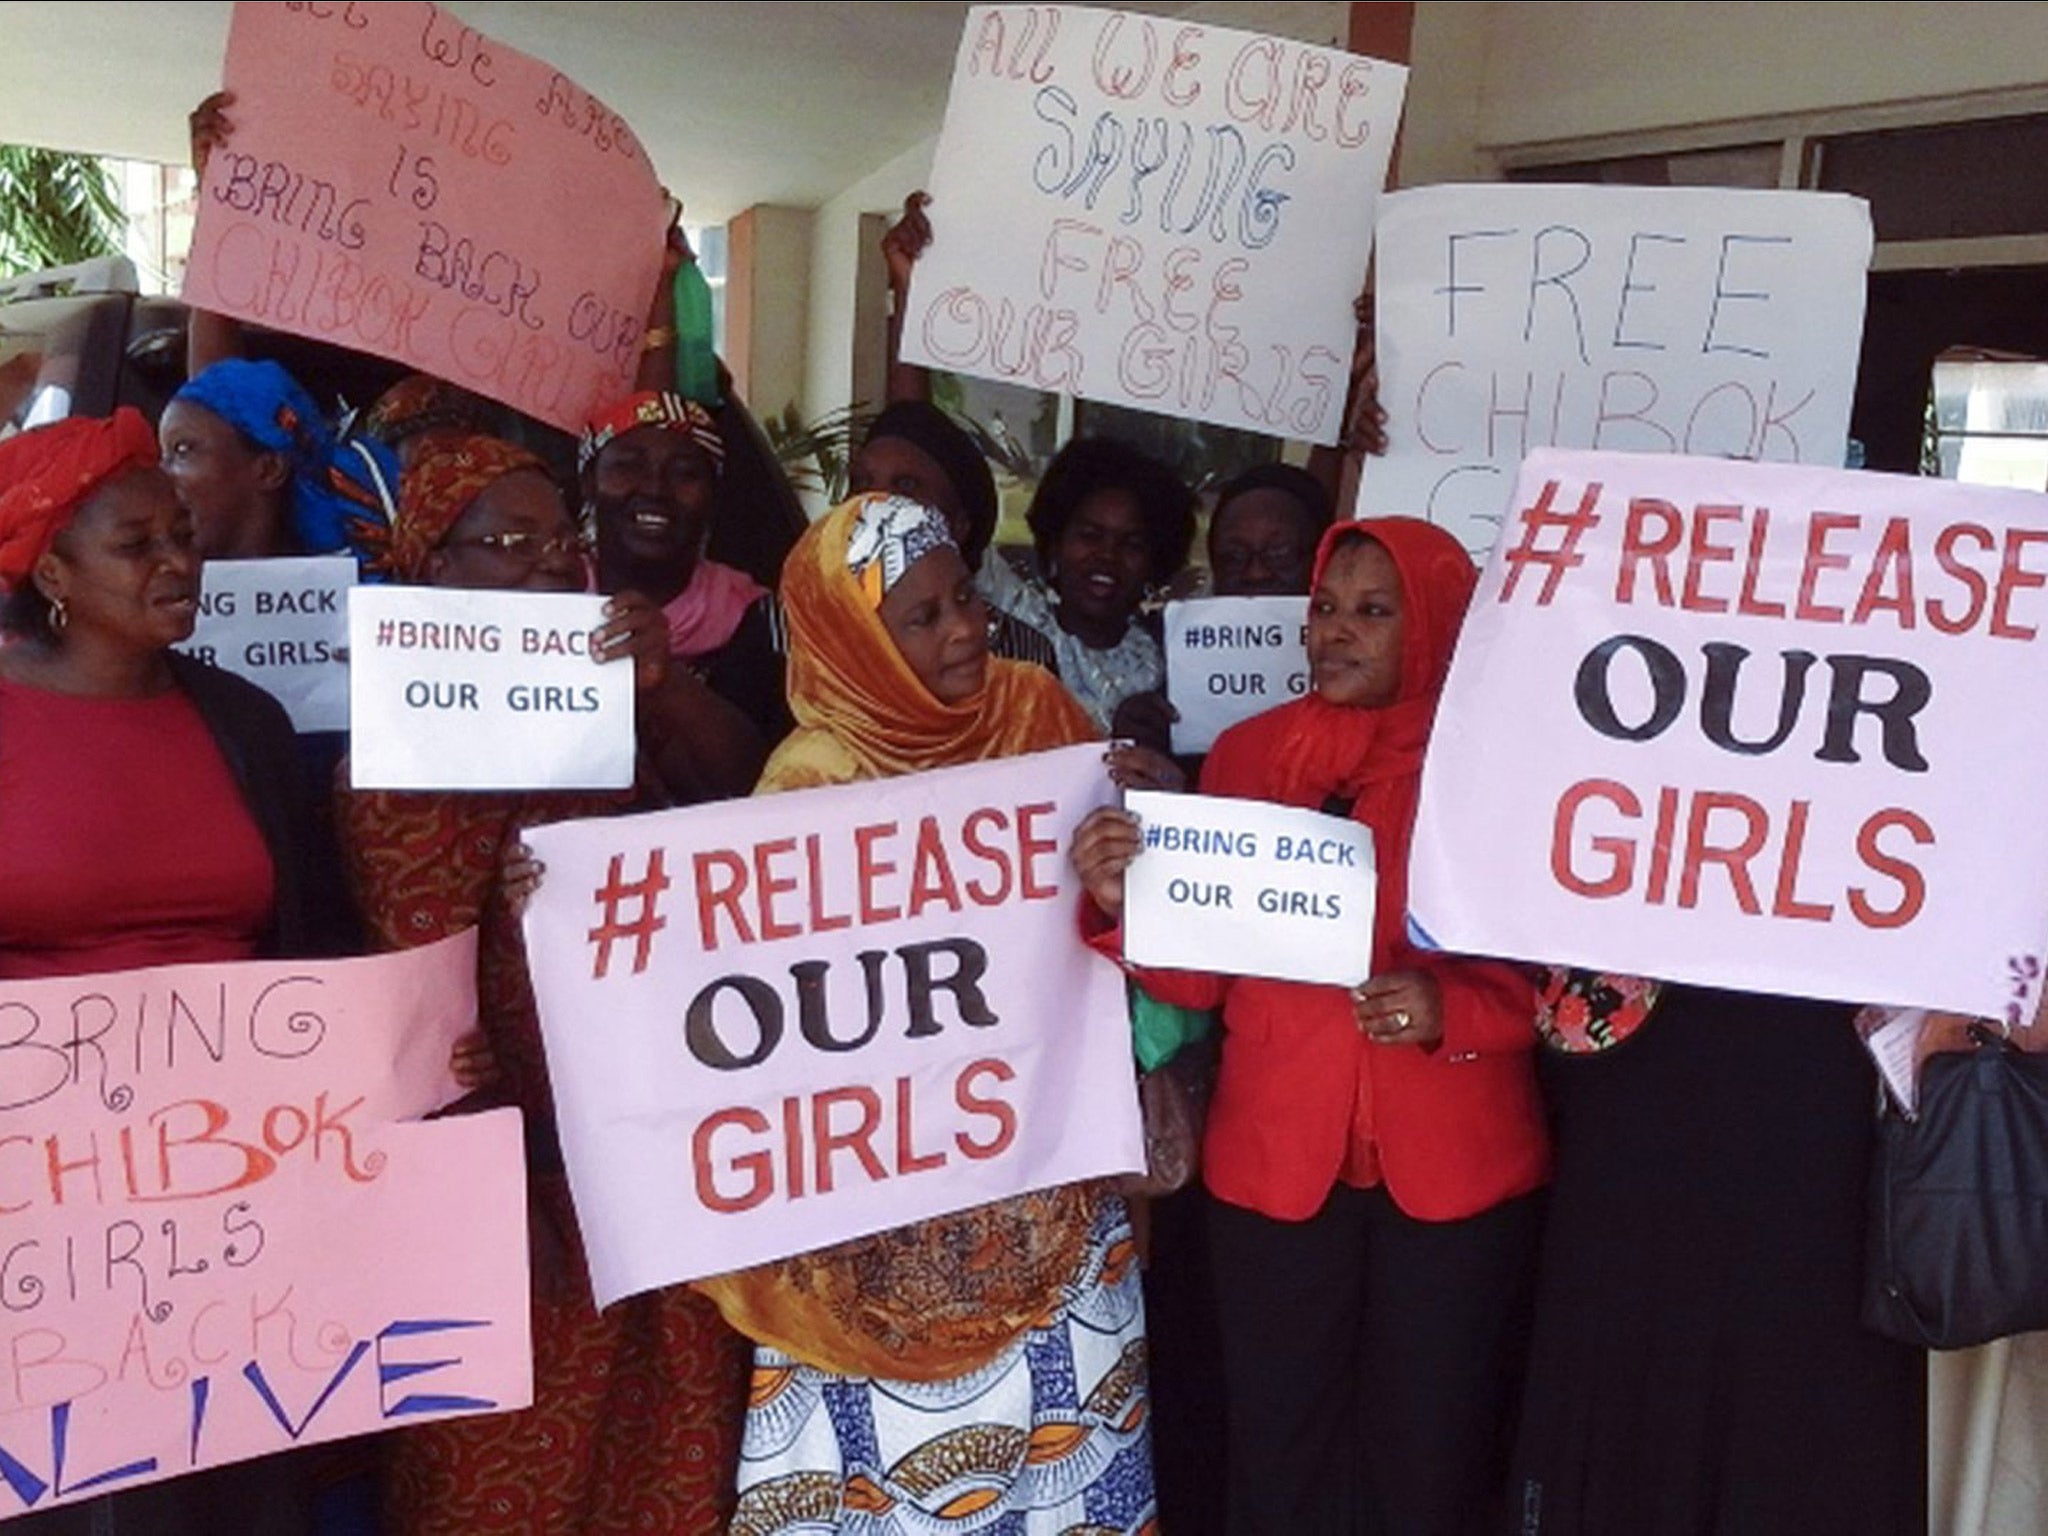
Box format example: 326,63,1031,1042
1143,820,1163,848
1498,480,1602,606
375,617,395,647
587,850,671,979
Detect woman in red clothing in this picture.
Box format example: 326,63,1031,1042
1072,516,1549,1536
0,414,329,1531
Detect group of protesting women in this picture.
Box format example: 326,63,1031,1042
0,98,1962,1536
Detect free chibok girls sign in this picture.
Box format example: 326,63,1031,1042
1412,448,2048,1023
520,745,1143,1306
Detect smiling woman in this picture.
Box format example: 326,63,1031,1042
981,435,1197,733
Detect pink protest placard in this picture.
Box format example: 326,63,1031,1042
520,744,1144,1306
901,6,1406,444
0,934,532,1521
1410,447,2048,1021
184,1,666,431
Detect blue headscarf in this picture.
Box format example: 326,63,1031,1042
174,359,397,571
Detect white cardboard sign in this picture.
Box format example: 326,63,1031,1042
1411,447,2048,1023
178,555,355,733
902,5,1407,444
1362,185,1874,556
1164,595,1309,753
519,745,1142,1305
347,586,632,791
1125,789,1376,985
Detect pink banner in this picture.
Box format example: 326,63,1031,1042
0,934,531,1521
520,745,1144,1307
1412,447,2048,1021
184,1,666,431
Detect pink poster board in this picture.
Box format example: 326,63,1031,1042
0,934,532,1520
183,1,666,431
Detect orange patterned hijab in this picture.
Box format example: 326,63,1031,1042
699,493,1102,1379
759,492,1095,793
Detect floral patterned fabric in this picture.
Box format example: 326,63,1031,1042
1535,969,1663,1055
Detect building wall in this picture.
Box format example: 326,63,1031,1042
1406,1,2048,180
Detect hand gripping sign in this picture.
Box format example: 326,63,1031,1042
520,744,1145,1307
1411,447,2048,1022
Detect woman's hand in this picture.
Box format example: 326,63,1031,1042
1071,806,1144,922
882,191,934,296
190,90,235,179
1352,969,1443,1048
501,838,547,920
592,590,670,694
1106,742,1185,793
1109,689,1178,755
449,1029,499,1091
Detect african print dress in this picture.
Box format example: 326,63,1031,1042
338,786,750,1536
728,1197,1154,1534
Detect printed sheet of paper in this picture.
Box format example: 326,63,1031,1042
176,555,354,733
1125,789,1376,985
348,586,632,791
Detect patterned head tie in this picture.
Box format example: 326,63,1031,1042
577,391,725,475
844,493,956,609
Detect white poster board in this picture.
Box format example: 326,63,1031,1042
177,555,354,733
902,5,1406,443
1363,185,1874,556
1164,595,1309,753
520,745,1141,1305
347,587,632,791
1411,447,2048,1023
1125,789,1375,985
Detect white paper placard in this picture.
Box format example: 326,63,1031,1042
347,586,632,791
1362,184,1873,556
177,555,355,733
902,5,1407,444
1125,789,1375,985
1164,595,1309,754
1409,447,2048,1021
520,745,1141,1304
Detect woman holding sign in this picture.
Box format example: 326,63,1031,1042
336,435,752,1536
1072,516,1549,1536
0,411,332,1530
695,491,1162,1533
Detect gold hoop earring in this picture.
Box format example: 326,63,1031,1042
48,596,68,635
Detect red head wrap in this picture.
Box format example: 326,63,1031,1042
0,409,160,590
387,434,552,583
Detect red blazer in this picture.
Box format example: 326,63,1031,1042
1096,706,1550,1224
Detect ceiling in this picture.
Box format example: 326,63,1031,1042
0,1,1190,224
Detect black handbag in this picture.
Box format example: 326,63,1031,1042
1863,1027,2048,1349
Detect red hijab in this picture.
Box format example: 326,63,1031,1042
1240,516,1476,965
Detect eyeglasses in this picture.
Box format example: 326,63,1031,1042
444,529,587,561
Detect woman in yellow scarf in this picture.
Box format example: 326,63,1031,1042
698,492,1157,1533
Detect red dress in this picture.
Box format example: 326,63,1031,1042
0,679,273,977
338,786,749,1536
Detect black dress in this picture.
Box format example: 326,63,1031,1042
1508,986,1925,1536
